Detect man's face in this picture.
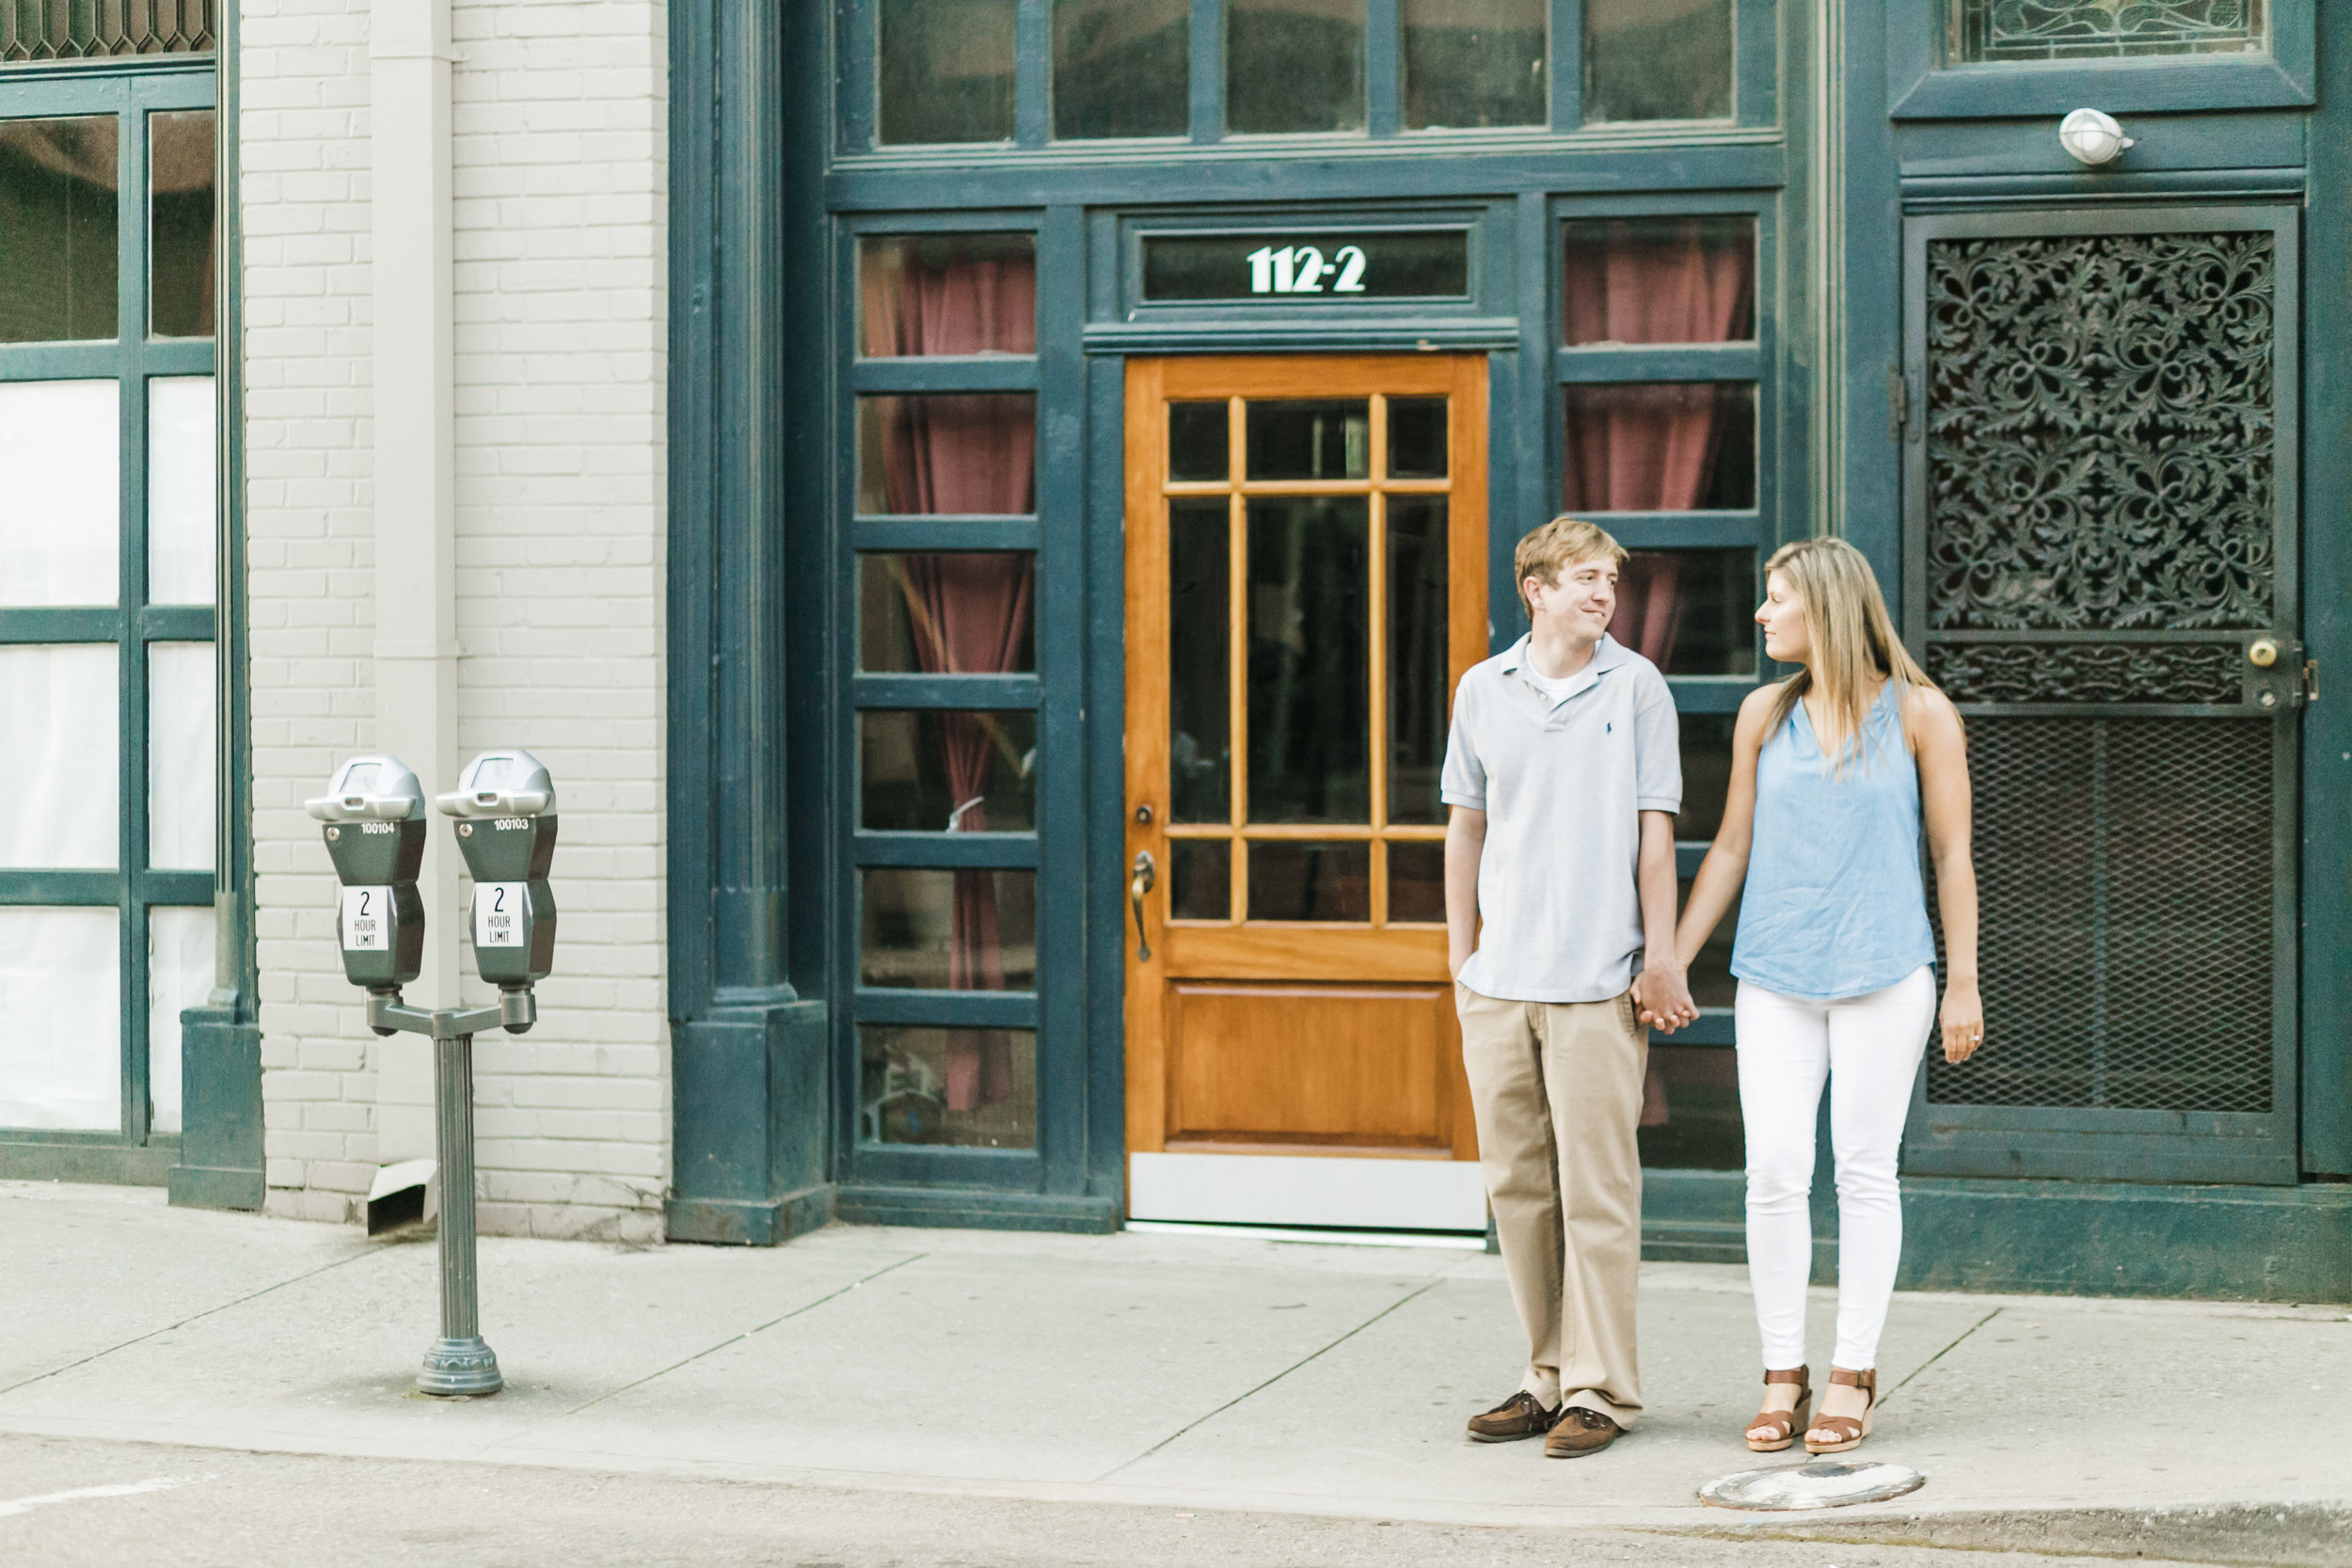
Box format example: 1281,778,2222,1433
1523,556,1617,641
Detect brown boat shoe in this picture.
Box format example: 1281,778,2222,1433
1543,1404,1623,1458
1465,1390,1561,1443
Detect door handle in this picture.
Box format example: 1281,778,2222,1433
1130,850,1156,962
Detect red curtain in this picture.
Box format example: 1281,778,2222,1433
1562,220,1755,674
863,243,1038,1113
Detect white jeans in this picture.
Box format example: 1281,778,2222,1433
1735,965,1937,1371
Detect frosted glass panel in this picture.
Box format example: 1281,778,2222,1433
148,641,215,869
0,907,120,1131
148,376,215,604
0,379,119,606
0,644,119,868
149,904,215,1134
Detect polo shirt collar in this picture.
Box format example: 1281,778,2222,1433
1499,632,1630,707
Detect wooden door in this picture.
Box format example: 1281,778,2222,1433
1123,356,1489,1230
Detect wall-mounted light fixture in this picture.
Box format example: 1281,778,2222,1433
2059,108,2134,166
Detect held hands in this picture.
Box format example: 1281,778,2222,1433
1939,976,1986,1064
1632,958,1699,1035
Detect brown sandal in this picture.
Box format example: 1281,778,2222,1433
1743,1365,1811,1452
1804,1367,1878,1454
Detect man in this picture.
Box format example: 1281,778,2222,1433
1442,515,1694,1458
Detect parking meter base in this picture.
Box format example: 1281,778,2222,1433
417,1337,503,1398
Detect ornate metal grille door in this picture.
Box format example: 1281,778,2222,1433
1900,208,2301,1186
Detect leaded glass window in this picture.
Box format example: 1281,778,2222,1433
0,0,215,63
1949,1,2266,63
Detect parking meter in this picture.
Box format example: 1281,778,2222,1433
304,755,427,990
435,750,558,989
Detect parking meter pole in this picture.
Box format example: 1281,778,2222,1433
421,1030,501,1396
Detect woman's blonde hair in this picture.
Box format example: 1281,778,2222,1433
1761,536,1939,770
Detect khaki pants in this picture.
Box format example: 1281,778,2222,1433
1456,982,1648,1428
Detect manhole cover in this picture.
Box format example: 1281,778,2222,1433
1700,1460,1927,1511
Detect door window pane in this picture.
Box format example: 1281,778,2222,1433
1677,712,1737,841
0,907,119,1130
0,0,215,61
149,375,215,604
1226,0,1366,135
149,641,216,869
879,0,1016,145
1248,840,1370,920
1583,0,1732,123
1170,838,1232,919
0,644,119,868
860,554,1036,673
1614,548,1756,675
1055,0,1190,138
859,233,1035,357
1681,876,1740,1006
0,117,119,343
1387,397,1447,478
858,395,1037,515
860,867,1037,990
1387,840,1445,922
1952,0,2265,62
1402,0,1546,130
151,110,215,339
149,903,215,1134
860,709,1037,832
1247,399,1369,481
1563,383,1756,512
860,1023,1037,1148
0,379,119,606
1169,402,1231,482
1638,1046,1742,1169
1565,215,1756,345
1169,499,1232,822
1387,497,1449,823
1247,498,1368,823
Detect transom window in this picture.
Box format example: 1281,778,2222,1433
1948,0,2266,64
863,0,1744,147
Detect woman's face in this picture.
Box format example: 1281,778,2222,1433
1756,570,1811,664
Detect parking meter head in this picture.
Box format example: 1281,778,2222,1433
440,751,559,987
309,755,428,989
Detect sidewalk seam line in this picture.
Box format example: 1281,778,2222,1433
1878,1304,2004,1410
1095,1279,1443,1482
0,1247,381,1401
539,1252,931,1424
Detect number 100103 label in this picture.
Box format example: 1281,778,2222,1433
474,882,529,948
340,886,394,951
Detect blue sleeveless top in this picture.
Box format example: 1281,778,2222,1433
1730,682,1936,1001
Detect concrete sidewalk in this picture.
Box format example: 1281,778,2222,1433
3,1180,2348,1532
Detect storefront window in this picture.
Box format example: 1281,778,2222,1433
1583,0,1733,122
0,118,119,342
857,395,1038,515
859,232,1036,357
1949,0,2265,63
1677,712,1737,841
1562,382,1756,512
878,0,1017,145
1226,0,1366,135
860,868,1039,990
1054,0,1190,138
1617,548,1756,675
1565,215,1755,346
859,709,1039,832
860,1024,1037,1148
1401,0,1547,130
859,553,1037,673
151,111,215,339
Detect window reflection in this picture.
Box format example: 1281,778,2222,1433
859,232,1035,357
1637,1046,1742,1169
1614,549,1756,676
1386,498,1450,822
1226,0,1366,135
1584,0,1733,123
1247,497,1369,823
1562,383,1756,513
1388,841,1445,922
1564,215,1755,346
1249,840,1370,921
1169,499,1232,822
1055,0,1190,138
151,111,215,339
0,117,119,343
878,0,1017,145
1677,712,1737,841
860,710,1037,832
860,1024,1037,1148
1402,0,1546,130
1170,838,1232,919
860,554,1037,673
858,395,1037,515
860,867,1037,990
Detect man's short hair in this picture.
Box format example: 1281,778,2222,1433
1513,516,1628,614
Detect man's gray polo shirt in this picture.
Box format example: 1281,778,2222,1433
1441,632,1681,1004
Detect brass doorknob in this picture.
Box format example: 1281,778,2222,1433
2248,638,2280,668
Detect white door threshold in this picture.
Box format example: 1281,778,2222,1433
1128,1148,1488,1233
1125,1219,1488,1251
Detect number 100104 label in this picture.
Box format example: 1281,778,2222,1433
474,882,528,948
340,886,394,951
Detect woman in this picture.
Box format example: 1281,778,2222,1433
1649,537,1982,1456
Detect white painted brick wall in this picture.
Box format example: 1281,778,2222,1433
243,0,670,1242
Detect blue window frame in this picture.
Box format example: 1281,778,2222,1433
0,58,218,1168
1886,0,2312,117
